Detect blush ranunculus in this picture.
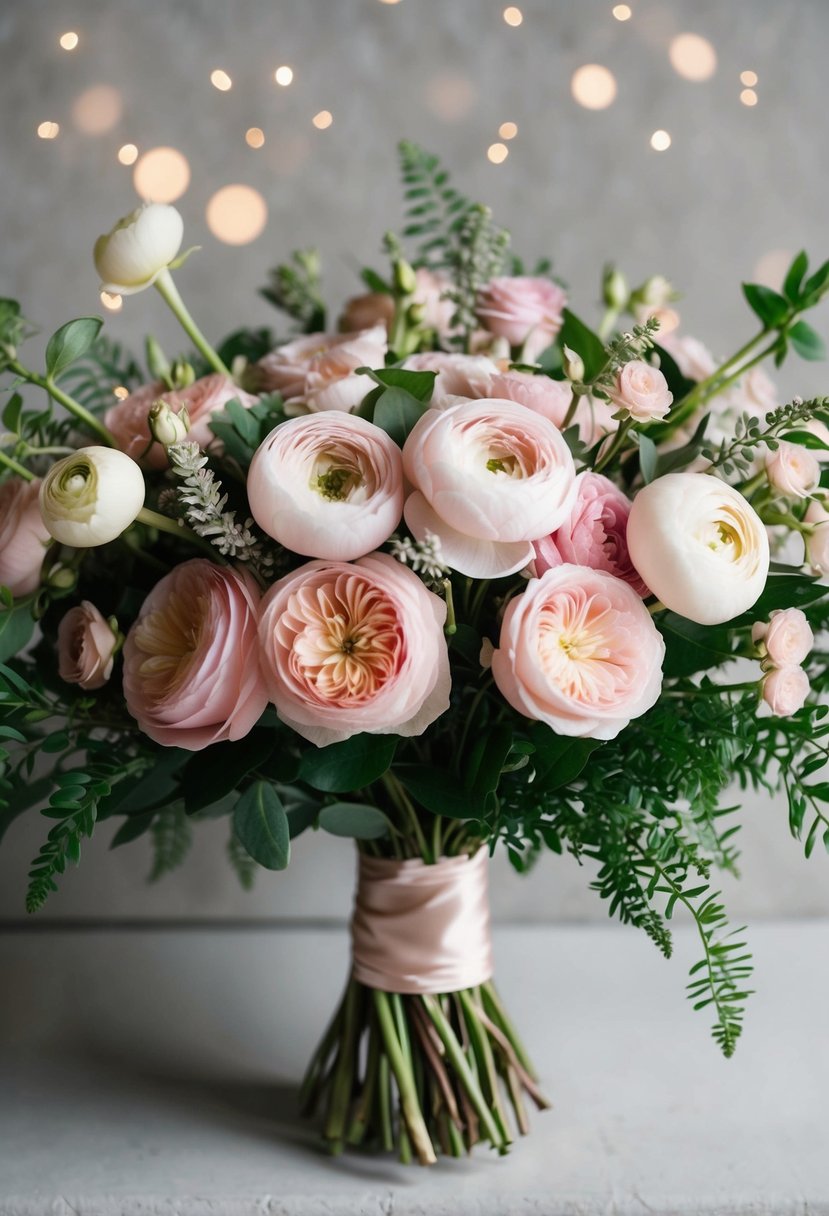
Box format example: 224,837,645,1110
475,276,567,361
765,440,821,499
607,360,673,423
491,564,665,740
258,553,450,747
627,473,769,625
247,413,403,561
534,472,648,596
752,607,814,668
485,371,572,427
57,601,118,691
0,477,50,597
123,559,267,750
402,398,577,578
254,326,388,414
762,665,810,716
403,352,500,401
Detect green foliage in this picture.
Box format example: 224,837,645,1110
233,781,290,870
443,205,510,348
149,803,192,882
557,310,607,381
318,802,390,839
227,827,257,890
208,393,286,468
397,141,476,267
44,317,103,380
299,733,398,793
701,397,829,477
58,335,143,415
260,249,326,331
25,767,112,912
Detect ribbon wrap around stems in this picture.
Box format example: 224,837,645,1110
350,848,493,995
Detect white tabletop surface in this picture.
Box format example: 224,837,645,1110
0,920,827,1215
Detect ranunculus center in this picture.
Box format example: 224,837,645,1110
315,464,363,501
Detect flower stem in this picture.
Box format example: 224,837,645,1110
422,993,505,1150
136,506,224,559
0,447,35,481
8,359,115,447
154,268,232,378
373,990,437,1165
593,418,632,474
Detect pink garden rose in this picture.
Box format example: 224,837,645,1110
476,276,567,361
105,375,257,468
765,440,820,499
58,601,118,691
752,608,813,668
485,370,572,425
534,472,649,596
491,564,665,740
123,559,267,750
0,477,50,597
402,398,577,578
607,360,673,423
403,351,500,401
258,553,450,747
255,326,387,414
762,665,810,716
247,413,403,561
804,499,829,575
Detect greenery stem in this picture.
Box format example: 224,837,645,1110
593,418,632,474
0,447,35,481
373,990,437,1165
8,359,114,446
153,268,233,378
135,507,223,559
661,328,772,434
422,993,505,1149
561,388,580,429
382,771,432,861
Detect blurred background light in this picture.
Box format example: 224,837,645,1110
571,63,617,109
274,65,293,86
669,32,717,81
210,69,232,91
312,109,333,129
37,121,60,140
117,143,138,165
72,84,123,134
503,7,523,27
206,184,268,244
133,146,191,202
59,31,79,50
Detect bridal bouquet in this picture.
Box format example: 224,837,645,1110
3,143,829,1166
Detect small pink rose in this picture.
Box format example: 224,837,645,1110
255,326,388,414
0,477,50,597
607,361,673,423
752,607,813,668
258,553,450,747
762,665,810,716
58,601,118,690
765,440,820,499
403,351,500,401
805,499,829,575
123,559,268,751
476,276,567,361
413,267,456,340
491,564,665,740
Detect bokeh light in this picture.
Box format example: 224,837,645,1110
59,31,79,50
133,146,191,202
113,385,129,400
650,129,672,151
37,121,60,140
571,64,617,109
740,88,758,107
206,185,268,245
741,70,758,86
210,69,232,91
499,121,518,139
312,110,333,129
487,142,509,164
274,65,293,86
669,33,717,82
503,7,523,27
117,143,138,165
612,5,632,20
100,291,123,311
72,84,123,134
246,127,265,148
425,73,477,121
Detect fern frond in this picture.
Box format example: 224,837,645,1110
148,803,192,882
58,335,143,416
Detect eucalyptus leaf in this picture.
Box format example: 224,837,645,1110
233,781,290,870
318,802,390,839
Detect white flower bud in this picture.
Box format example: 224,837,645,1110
562,344,585,383
148,401,190,446
636,275,674,308
602,266,629,311
39,448,145,548
93,202,183,296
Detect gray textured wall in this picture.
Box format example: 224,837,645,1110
1,0,828,922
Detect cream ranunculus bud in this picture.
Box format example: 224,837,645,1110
636,274,674,308
602,266,629,311
627,472,770,625
93,202,184,296
148,400,190,446
39,448,145,548
562,344,585,383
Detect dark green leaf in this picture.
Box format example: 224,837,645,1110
558,309,607,381
638,433,658,484
396,764,476,818
0,604,36,663
800,259,829,307
358,366,436,402
299,733,397,792
783,251,808,302
45,317,104,379
373,387,430,446
183,730,274,814
741,283,789,328
788,320,826,362
110,812,155,849
233,781,290,870
528,726,602,789
318,802,390,839
2,392,23,433
659,613,737,678
97,748,189,819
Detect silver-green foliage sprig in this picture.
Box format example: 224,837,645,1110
702,395,829,478
445,205,511,350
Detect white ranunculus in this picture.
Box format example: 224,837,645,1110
94,203,184,295
627,472,769,625
40,448,145,547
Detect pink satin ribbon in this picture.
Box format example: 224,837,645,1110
350,849,493,994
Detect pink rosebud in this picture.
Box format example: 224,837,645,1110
123,559,268,751
0,477,50,597
607,360,673,423
255,326,388,414
247,413,403,561
475,276,567,361
258,553,450,747
402,398,577,578
491,564,665,740
752,607,813,667
765,440,821,499
57,601,118,690
762,665,810,716
534,472,649,596
403,351,499,401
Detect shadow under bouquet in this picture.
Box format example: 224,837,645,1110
3,143,829,1165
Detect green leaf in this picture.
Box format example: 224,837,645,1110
396,764,475,818
318,802,390,839
659,613,737,678
224,396,261,446
741,283,789,328
800,259,829,307
45,317,104,379
358,366,437,402
360,268,392,294
528,726,602,789
637,433,658,484
183,730,274,814
788,320,826,361
739,571,825,619
110,811,155,849
779,428,829,450
465,723,514,801
232,781,290,870
783,251,808,302
373,387,430,446
0,604,36,663
651,344,697,402
299,733,397,792
97,748,189,819
2,392,23,433
558,309,607,381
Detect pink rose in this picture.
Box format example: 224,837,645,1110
403,351,500,401
492,564,665,740
486,370,572,426
255,326,387,414
805,499,829,575
413,268,457,341
58,601,118,690
607,361,673,423
476,276,567,361
762,665,810,716
752,608,813,667
0,477,50,597
106,375,256,468
258,553,450,747
402,398,577,578
660,333,717,382
534,472,649,596
123,559,267,750
247,413,403,560
765,440,820,499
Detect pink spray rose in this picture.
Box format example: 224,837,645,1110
534,472,649,596
254,326,387,414
752,608,813,668
607,360,673,423
403,351,500,401
258,553,451,747
491,564,665,740
0,477,50,597
105,375,256,468
804,499,829,576
476,276,567,361
123,559,268,750
247,413,404,561
402,398,577,579
58,601,118,691
762,665,810,716
765,440,821,499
